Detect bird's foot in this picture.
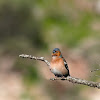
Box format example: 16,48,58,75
50,78,56,80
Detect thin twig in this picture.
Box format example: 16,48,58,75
19,54,50,67
19,54,100,89
90,69,100,72
94,75,100,78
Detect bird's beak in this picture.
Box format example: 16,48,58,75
52,53,57,56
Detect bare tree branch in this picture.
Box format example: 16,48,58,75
19,54,100,89
91,69,100,72
50,76,100,89
19,54,50,67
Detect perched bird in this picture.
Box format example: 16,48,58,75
50,48,70,77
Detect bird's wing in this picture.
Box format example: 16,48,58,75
62,57,70,75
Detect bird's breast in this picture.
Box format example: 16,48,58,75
50,58,68,76
51,67,62,75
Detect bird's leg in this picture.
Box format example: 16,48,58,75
57,76,67,80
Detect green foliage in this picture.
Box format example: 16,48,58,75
20,92,34,100
14,60,40,86
23,65,39,85
0,1,47,50
0,0,99,50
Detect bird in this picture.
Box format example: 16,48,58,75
50,48,70,77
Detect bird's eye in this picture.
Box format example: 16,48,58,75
53,50,56,53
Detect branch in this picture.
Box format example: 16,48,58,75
50,76,100,89
19,54,50,67
19,54,100,89
91,69,100,72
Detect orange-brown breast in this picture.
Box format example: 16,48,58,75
50,57,68,76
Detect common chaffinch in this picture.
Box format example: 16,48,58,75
50,48,70,77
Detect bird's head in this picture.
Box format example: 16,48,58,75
52,48,62,57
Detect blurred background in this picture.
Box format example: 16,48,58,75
0,0,100,100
